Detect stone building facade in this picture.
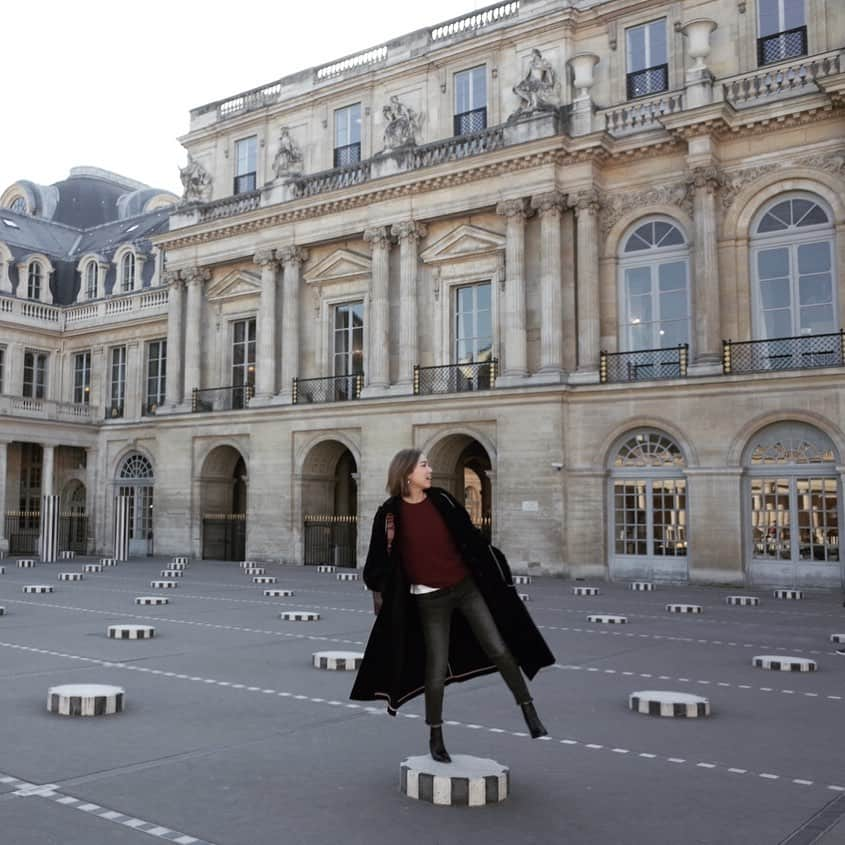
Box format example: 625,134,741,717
1,0,844,587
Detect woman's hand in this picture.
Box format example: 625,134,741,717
372,591,383,615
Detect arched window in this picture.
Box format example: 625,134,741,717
120,252,135,293
619,219,691,351
751,195,837,340
119,453,154,479
10,197,27,215
85,261,99,300
745,421,840,584
609,429,688,582
27,262,42,300
117,453,154,556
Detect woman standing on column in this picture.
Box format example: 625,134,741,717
351,449,554,763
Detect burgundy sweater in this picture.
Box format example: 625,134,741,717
399,497,470,589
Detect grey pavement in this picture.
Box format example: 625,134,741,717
1,558,844,844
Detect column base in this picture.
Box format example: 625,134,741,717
526,369,565,385
687,361,722,377
359,384,391,399
493,372,529,388
568,369,600,385
156,403,191,416
249,393,293,408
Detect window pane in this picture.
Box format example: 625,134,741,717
471,66,486,109
784,0,805,30
764,308,792,337
760,277,790,309
796,203,828,227
797,242,831,275
660,289,687,321
648,19,667,65
758,203,791,232
659,320,688,347
626,266,651,296
349,103,361,144
658,261,686,292
455,71,470,114
476,309,492,342
758,248,789,281
457,286,473,312
798,274,832,307
799,304,835,334
758,0,780,36
476,282,491,311
235,137,256,175
626,25,647,72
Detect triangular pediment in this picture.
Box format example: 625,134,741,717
304,249,371,285
206,269,262,301
420,224,505,264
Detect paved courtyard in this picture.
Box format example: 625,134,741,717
1,556,844,844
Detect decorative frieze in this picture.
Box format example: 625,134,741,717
599,183,689,239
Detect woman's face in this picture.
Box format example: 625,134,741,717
407,454,432,493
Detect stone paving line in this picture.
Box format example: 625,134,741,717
0,639,841,796
552,663,845,704
0,773,216,845
0,599,366,647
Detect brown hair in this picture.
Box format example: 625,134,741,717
386,448,423,497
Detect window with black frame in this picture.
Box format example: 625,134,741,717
233,136,257,194
626,19,668,99
758,0,806,66
73,351,91,405
232,319,255,409
27,262,42,300
334,104,361,168
145,340,166,414
109,346,126,418
0,346,5,393
454,282,493,391
22,350,47,399
333,302,364,401
454,66,487,135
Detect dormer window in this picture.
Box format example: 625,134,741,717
234,136,257,194
9,197,27,215
85,261,99,300
120,252,136,293
27,262,42,300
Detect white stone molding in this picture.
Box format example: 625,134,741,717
681,19,718,107
420,224,506,265
391,221,427,387
279,246,309,402
205,268,262,303
363,226,393,391
303,248,371,285
599,183,693,242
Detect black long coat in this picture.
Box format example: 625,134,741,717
349,487,555,715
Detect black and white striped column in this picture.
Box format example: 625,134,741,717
39,495,59,562
113,496,130,562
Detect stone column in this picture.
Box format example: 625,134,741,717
42,444,55,497
278,246,309,404
0,440,8,553
363,227,392,393
164,272,184,409
532,192,566,378
125,341,140,419
688,166,724,370
391,220,427,391
182,267,209,406
495,199,530,380
569,189,602,378
253,249,279,401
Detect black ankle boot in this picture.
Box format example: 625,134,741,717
429,726,452,763
520,701,548,738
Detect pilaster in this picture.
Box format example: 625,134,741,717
495,198,530,384
391,220,427,392
569,189,602,382
182,267,210,406
163,271,185,411
278,246,309,404
362,227,392,395
253,249,279,401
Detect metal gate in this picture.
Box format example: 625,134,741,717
5,511,40,554
304,515,357,567
202,513,246,561
59,513,88,554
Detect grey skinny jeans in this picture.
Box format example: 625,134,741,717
415,576,531,726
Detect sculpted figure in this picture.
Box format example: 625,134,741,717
179,155,212,203
382,96,421,150
511,48,558,117
272,126,303,178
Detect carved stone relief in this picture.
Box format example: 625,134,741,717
509,48,559,121
272,127,303,179
179,155,213,204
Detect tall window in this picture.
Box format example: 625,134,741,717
23,350,47,399
231,319,256,409
334,104,361,168
753,196,836,342
626,19,668,99
73,351,91,405
0,346,5,394
85,261,99,300
27,261,42,300
454,66,487,135
333,301,364,400
234,136,257,194
145,340,167,414
120,252,135,293
758,0,806,65
620,220,690,351
109,346,126,417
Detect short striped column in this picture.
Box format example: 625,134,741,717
161,569,184,578
666,604,702,614
47,684,125,716
58,572,83,582
573,586,600,597
17,559,36,568
726,596,760,606
59,550,76,560
108,625,155,640
336,572,359,581
280,611,320,621
151,580,178,589
631,582,655,591
629,690,710,718
172,556,189,566
518,593,531,602
264,589,294,597
588,614,627,624
513,575,532,585
253,576,276,584
100,558,118,567
244,567,265,576
113,496,130,562
316,565,335,574
136,596,169,606
774,589,803,600
400,755,509,806
39,495,59,563
753,655,816,672
312,651,364,671
23,585,53,593
84,564,103,574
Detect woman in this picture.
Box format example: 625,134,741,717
350,449,555,763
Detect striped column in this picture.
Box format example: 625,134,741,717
39,495,59,562
113,496,130,561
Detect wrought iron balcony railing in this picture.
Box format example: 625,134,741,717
758,26,808,67
723,331,844,375
600,345,688,384
413,359,497,395
191,384,254,413
333,142,361,168
626,63,669,100
453,107,487,136
292,373,363,404
233,172,257,194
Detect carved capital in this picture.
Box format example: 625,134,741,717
531,191,567,217
363,226,393,251
162,270,182,288
391,220,428,243
496,198,530,219
686,165,725,195
183,266,211,286
569,189,601,216
253,248,277,268
278,245,309,266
